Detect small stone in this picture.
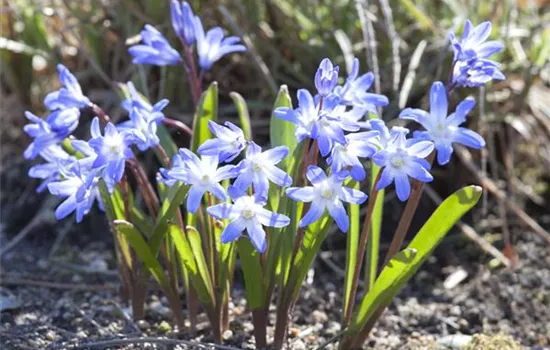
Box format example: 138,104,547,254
76,331,87,338
325,321,341,336
311,310,328,324
222,330,233,340
292,339,307,350
411,331,421,339
459,318,469,329
72,274,83,283
136,320,150,330
290,327,300,337
450,305,461,316
45,330,57,341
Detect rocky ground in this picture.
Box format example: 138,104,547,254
1,201,549,349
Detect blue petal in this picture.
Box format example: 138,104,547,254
406,161,433,183
305,165,327,185
220,218,246,243
327,200,349,232
339,187,367,205
186,185,206,213
452,127,486,149
375,167,394,191
55,195,78,220
299,201,325,228
407,141,434,158
429,82,448,122
394,173,411,201
436,143,453,165
263,165,292,187
257,208,290,228
286,187,315,202
247,220,267,253
207,203,235,219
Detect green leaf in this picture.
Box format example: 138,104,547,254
365,164,384,290
288,215,332,301
270,85,296,171
348,185,482,333
230,92,252,140
190,82,218,153
343,180,360,317
149,184,189,255
114,220,171,291
169,225,215,303
236,239,265,309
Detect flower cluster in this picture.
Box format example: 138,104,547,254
129,0,246,71
24,17,498,253
24,66,169,222
449,20,505,87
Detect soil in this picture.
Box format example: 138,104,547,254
1,162,549,350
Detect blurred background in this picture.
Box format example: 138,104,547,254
1,0,550,347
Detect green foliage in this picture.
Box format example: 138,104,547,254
190,82,218,153
347,186,482,335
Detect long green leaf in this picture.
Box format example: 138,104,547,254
269,85,295,172
348,185,482,333
237,239,265,309
114,220,171,291
169,224,215,303
149,185,189,255
190,82,218,152
230,92,252,140
343,180,360,317
365,164,384,290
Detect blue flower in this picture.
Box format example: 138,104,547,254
171,0,196,46
315,58,339,97
160,148,236,213
47,161,102,223
449,20,505,87
194,18,246,70
121,82,169,116
117,107,163,151
28,146,75,193
23,109,79,159
400,81,485,165
44,64,90,110
333,58,389,113
207,189,290,252
233,142,292,198
452,58,505,88
128,25,183,66
197,121,247,162
88,117,135,193
327,131,379,181
286,166,367,232
274,91,358,156
372,127,434,201
449,20,504,62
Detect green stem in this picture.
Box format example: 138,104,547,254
343,171,382,327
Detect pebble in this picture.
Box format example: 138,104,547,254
311,310,328,324
136,319,150,330
45,330,57,341
222,330,233,340
76,330,87,338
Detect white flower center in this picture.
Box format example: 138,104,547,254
390,156,405,168
252,162,262,172
242,208,255,219
201,174,211,184
321,188,333,199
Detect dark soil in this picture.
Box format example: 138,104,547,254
1,162,549,350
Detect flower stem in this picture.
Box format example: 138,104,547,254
343,170,382,327
163,117,194,136
181,44,201,105
382,151,435,267
89,103,111,124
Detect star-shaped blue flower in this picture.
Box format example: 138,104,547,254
232,142,292,198
286,166,367,232
207,188,290,252
44,64,90,110
197,121,247,163
372,127,434,201
129,25,183,66
160,148,236,213
400,81,485,165
194,18,246,70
